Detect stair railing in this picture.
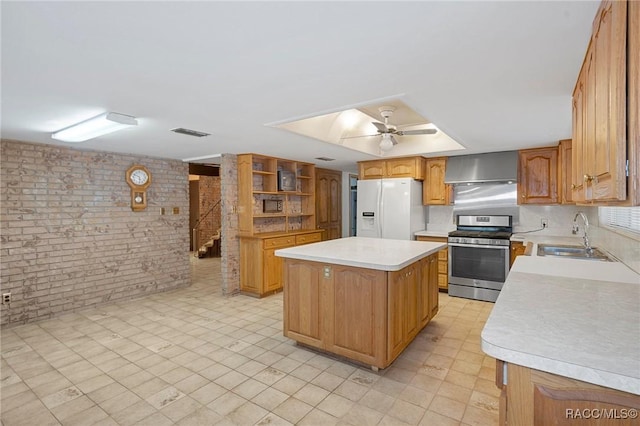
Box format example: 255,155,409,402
192,199,221,257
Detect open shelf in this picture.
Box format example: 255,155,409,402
238,153,316,235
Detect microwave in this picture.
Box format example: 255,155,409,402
278,170,296,191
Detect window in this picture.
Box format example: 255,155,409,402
598,207,640,237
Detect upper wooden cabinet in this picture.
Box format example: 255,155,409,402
571,0,639,205
558,139,574,204
315,168,342,240
358,156,425,180
518,147,559,204
237,153,316,235
423,157,452,205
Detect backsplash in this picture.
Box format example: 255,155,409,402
426,204,639,274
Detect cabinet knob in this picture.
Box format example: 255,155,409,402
571,184,578,189
521,194,525,199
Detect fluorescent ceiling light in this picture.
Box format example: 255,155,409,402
51,112,138,142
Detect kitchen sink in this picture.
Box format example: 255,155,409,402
537,244,612,261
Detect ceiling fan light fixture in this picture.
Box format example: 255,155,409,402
52,112,138,142
379,134,394,152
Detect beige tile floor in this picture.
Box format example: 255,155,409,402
1,256,499,425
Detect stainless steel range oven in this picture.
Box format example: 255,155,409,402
448,215,512,302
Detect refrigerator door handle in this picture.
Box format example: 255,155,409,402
378,181,384,238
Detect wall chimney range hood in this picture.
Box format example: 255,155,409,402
444,151,518,184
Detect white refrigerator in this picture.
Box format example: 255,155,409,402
356,178,426,240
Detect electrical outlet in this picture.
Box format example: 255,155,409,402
541,218,549,228
2,293,11,305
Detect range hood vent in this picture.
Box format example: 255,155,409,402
444,151,518,184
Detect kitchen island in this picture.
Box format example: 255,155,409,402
482,246,640,425
275,237,445,369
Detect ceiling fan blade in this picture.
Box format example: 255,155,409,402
396,128,438,136
340,133,380,140
372,121,388,133
390,135,398,145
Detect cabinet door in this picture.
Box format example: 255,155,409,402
386,158,420,179
359,161,386,179
283,260,324,346
388,263,420,361
316,168,342,240
510,242,526,268
423,158,451,205
327,266,387,367
415,255,438,319
518,148,559,204
263,248,285,293
589,0,627,202
558,139,574,204
428,255,439,319
572,70,586,203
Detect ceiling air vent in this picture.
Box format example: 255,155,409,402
315,157,335,161
171,128,210,137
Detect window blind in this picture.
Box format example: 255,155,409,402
598,207,640,236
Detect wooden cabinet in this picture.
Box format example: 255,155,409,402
423,157,452,205
315,168,342,240
240,230,323,297
326,266,388,367
283,253,439,369
238,153,316,235
497,360,640,425
359,160,386,180
558,139,574,204
283,260,324,347
238,153,322,297
518,147,559,204
358,156,425,180
510,241,526,268
388,262,420,361
416,236,448,291
571,0,638,205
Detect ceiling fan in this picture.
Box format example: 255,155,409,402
344,106,438,152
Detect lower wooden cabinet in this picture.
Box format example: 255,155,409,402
416,236,448,291
240,230,323,297
497,360,640,425
283,253,439,369
510,241,526,268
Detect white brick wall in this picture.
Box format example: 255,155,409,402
0,140,190,326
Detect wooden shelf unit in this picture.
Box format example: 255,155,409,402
238,153,321,297
238,153,317,235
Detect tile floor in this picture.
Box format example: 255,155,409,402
1,256,499,425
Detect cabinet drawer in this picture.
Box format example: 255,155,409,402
438,261,447,275
438,248,448,261
295,233,322,245
263,236,295,249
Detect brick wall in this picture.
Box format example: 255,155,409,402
221,154,239,295
0,140,190,326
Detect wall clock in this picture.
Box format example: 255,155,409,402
125,164,152,211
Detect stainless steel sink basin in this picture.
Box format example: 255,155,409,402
537,244,612,261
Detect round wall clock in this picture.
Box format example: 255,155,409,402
125,164,152,211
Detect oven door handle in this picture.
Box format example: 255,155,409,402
448,243,509,250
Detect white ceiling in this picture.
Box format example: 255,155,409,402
1,1,599,172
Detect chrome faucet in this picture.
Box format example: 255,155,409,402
573,211,592,252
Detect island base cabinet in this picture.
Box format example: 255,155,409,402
283,255,439,369
327,266,387,368
498,361,640,425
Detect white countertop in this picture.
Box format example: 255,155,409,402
482,254,640,395
275,237,446,271
414,230,450,238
